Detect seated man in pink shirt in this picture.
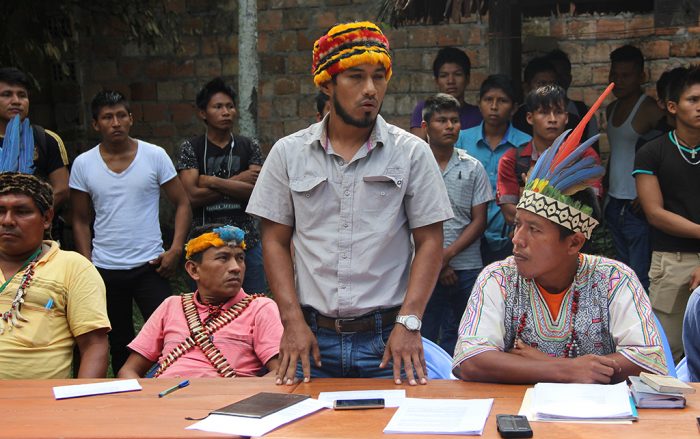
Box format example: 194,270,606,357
118,225,282,378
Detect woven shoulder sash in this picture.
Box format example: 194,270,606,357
153,292,262,378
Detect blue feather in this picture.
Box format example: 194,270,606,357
549,156,597,188
529,129,570,182
554,165,605,193
0,115,21,172
19,118,35,174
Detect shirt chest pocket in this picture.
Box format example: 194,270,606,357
360,173,404,213
289,176,328,227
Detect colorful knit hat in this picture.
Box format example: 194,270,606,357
312,21,392,86
516,83,613,239
185,225,246,260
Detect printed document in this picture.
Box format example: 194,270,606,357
384,398,494,435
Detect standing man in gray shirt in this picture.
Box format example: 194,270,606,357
247,21,453,386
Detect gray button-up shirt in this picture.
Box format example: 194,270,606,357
247,116,453,317
441,149,493,270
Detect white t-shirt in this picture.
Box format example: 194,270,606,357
69,140,177,269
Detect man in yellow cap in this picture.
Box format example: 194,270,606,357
247,22,453,385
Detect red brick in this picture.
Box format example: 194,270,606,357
270,0,298,7
179,37,201,56
258,101,273,119
222,58,238,76
201,36,220,56
274,78,300,95
688,26,700,34
287,54,309,74
272,31,297,52
626,16,654,37
297,30,317,51
596,18,625,38
217,35,238,55
567,87,584,101
466,26,483,45
154,124,177,137
130,123,153,138
142,103,168,122
182,17,204,35
130,82,157,101
170,103,196,124
285,9,309,29
195,58,222,77
581,42,611,64
260,55,286,74
641,40,670,60
314,11,337,29
550,19,565,38
385,28,409,49
145,59,170,79
567,19,596,40
259,11,283,31
591,65,610,84
394,51,423,71
670,40,700,57
436,28,463,46
407,27,438,48
655,26,680,36
92,61,117,81
129,103,143,122
165,0,186,13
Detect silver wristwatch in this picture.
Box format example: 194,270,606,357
395,314,422,331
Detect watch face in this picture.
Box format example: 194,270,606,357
405,315,420,331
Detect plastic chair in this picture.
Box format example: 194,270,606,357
653,314,676,377
422,337,457,380
676,357,689,382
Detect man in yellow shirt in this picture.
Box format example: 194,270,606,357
0,173,110,378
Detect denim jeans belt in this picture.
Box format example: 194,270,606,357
302,307,400,333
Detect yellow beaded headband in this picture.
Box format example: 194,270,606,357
184,226,246,260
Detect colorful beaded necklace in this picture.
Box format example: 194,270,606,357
514,257,582,358
0,246,43,334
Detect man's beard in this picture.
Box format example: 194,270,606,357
332,93,380,128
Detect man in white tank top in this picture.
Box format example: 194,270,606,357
604,45,663,290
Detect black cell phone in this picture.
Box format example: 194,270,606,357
496,414,533,438
333,398,385,410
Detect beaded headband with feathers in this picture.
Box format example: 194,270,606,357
312,21,392,87
516,83,613,239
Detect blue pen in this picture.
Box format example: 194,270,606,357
158,380,190,398
45,298,53,310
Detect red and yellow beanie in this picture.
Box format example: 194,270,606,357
312,21,392,87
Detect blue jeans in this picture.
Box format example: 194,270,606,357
604,196,651,290
422,268,481,355
296,310,394,378
242,241,268,294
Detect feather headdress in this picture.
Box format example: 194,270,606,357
0,115,35,174
516,83,613,239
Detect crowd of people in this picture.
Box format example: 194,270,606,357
1,20,699,384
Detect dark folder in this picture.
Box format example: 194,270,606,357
210,392,310,419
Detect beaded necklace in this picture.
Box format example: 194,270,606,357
514,257,582,358
669,131,700,165
0,246,43,334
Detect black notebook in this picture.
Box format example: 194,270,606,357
210,392,310,418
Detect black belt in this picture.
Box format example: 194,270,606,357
302,307,399,334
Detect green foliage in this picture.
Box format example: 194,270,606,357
0,0,179,88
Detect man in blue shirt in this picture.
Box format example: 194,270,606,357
455,75,530,264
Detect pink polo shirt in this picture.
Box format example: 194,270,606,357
128,290,282,378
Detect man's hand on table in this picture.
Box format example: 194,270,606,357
380,325,428,386
276,320,320,385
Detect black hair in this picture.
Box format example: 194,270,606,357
432,47,471,78
657,67,689,103
315,91,329,115
610,44,644,72
525,84,567,113
479,74,516,102
545,49,571,71
422,93,460,123
0,67,30,90
195,77,236,111
90,90,130,120
523,57,557,85
665,66,699,104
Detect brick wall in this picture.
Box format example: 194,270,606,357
72,1,700,157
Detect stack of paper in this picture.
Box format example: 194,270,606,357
383,398,494,435
531,382,637,422
629,376,686,409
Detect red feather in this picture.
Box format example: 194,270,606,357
549,82,615,170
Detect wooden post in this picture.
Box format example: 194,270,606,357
488,0,523,99
238,0,258,141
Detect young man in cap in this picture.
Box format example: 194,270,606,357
247,21,453,385
453,85,667,383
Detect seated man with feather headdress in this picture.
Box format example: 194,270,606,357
453,84,668,384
